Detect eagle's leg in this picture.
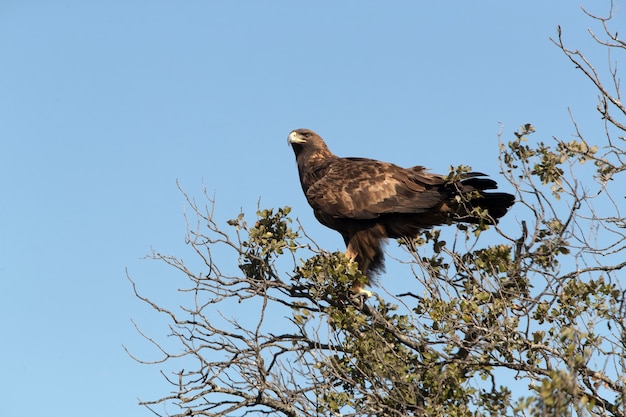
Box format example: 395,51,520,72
345,244,373,297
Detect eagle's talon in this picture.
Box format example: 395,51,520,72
350,287,374,298
357,289,374,298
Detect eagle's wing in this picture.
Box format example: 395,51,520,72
305,158,447,219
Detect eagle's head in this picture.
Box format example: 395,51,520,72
288,129,315,145
288,129,333,161
288,129,335,192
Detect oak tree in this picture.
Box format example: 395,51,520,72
127,5,626,416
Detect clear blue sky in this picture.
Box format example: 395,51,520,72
0,1,613,415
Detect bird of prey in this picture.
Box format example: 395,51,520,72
288,128,514,294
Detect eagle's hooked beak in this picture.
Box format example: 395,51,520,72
288,130,306,145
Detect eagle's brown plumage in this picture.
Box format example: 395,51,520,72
288,128,515,293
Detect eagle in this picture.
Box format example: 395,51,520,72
288,128,515,294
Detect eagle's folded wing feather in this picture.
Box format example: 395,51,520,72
305,158,448,219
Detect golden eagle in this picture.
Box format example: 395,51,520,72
288,128,515,293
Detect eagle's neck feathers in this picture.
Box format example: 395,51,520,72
295,147,336,193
